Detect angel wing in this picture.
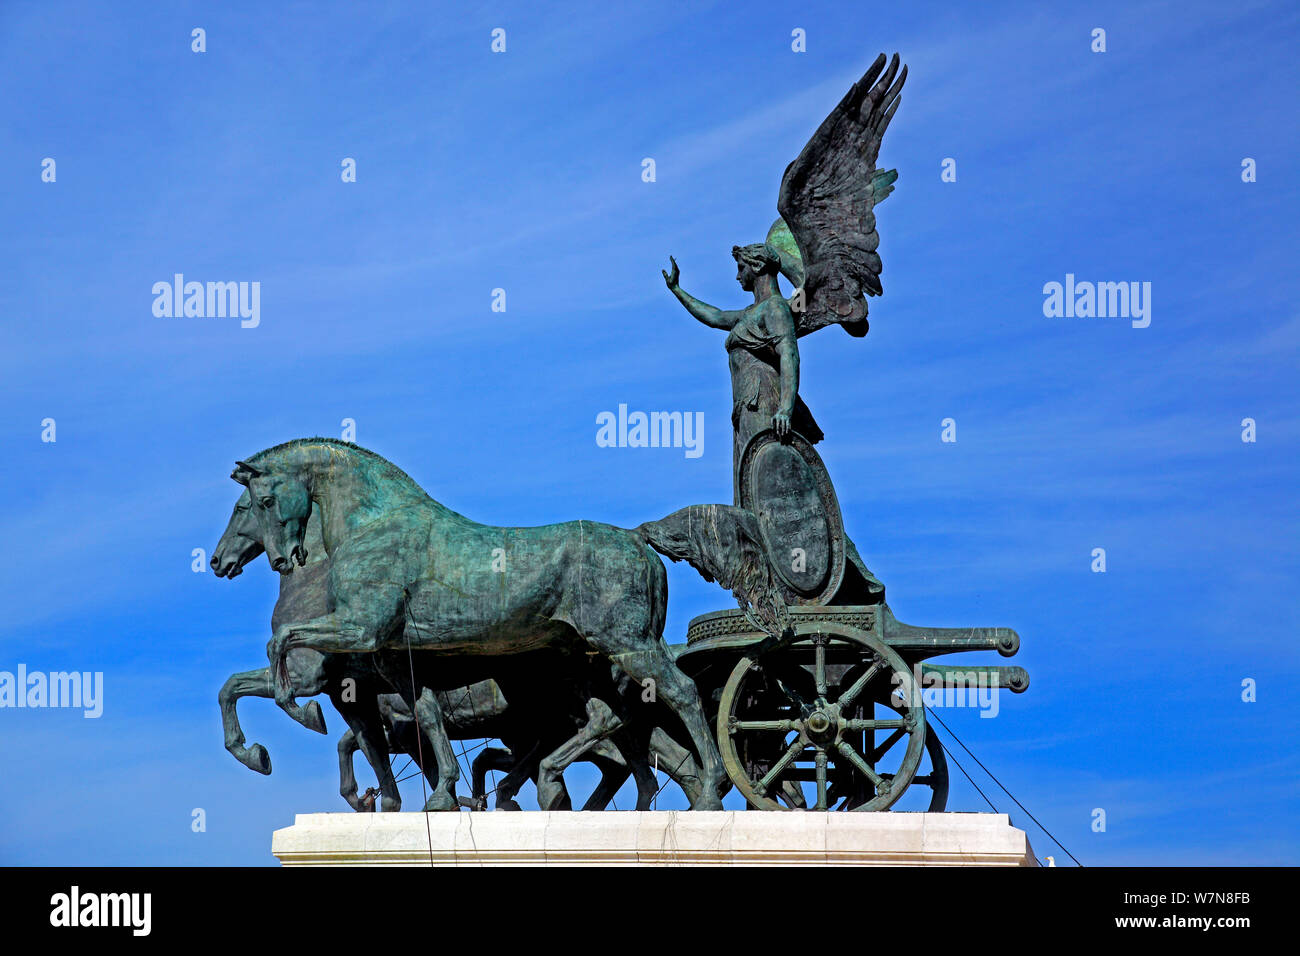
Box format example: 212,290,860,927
773,52,907,337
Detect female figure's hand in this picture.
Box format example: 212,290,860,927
662,256,739,330
662,256,680,290
772,412,792,439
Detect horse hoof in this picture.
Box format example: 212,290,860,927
246,744,272,776
302,701,327,735
691,795,724,811
496,799,521,812
423,792,457,812
535,783,561,811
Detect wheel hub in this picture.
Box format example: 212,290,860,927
803,707,836,742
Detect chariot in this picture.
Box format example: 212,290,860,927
666,428,1029,812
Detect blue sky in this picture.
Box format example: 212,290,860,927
2,0,1297,864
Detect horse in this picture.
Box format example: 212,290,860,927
231,437,726,811
213,488,701,809
213,491,411,809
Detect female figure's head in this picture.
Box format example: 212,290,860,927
731,242,781,292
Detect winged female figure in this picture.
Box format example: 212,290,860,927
662,53,907,606
663,52,906,474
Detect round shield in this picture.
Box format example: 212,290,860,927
737,429,846,605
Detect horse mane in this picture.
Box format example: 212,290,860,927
246,437,426,496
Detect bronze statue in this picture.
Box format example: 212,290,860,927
215,53,1032,814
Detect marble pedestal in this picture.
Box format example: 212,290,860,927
272,811,1037,866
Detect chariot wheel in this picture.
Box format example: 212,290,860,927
913,722,950,812
717,623,926,811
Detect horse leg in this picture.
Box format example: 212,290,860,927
336,728,366,811
494,739,546,811
221,648,334,772
600,646,726,809
390,713,440,792
282,650,327,734
580,740,631,811
611,728,660,810
333,691,402,812
412,687,460,811
649,726,704,806
536,698,622,811
218,668,275,774
470,747,513,811
267,614,386,727
581,732,656,810
374,693,438,794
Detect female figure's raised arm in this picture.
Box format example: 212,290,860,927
662,256,741,330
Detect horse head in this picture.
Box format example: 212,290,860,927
211,489,265,578
232,459,311,574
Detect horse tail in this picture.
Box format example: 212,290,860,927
642,536,669,642
629,523,669,640
636,506,789,639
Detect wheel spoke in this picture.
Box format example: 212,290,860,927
836,659,883,710
814,640,827,697
836,740,884,788
732,719,800,732
815,749,828,810
846,717,908,731
755,739,806,796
